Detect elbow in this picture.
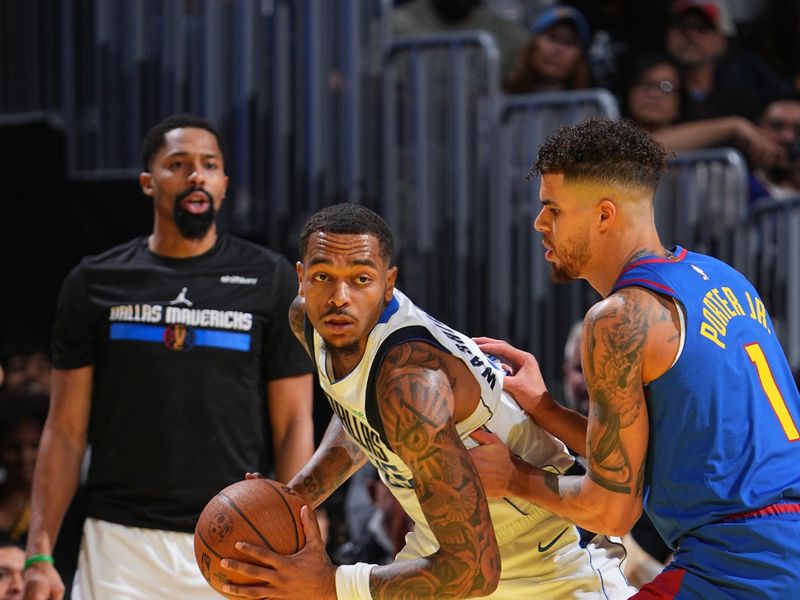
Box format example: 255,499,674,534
598,503,642,537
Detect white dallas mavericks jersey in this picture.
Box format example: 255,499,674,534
308,290,635,598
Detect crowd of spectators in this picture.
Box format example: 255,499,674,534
393,0,800,204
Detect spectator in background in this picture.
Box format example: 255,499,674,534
392,0,530,81
504,5,592,94
0,540,24,600
620,52,783,169
22,114,314,600
750,95,800,202
0,346,50,397
664,0,761,122
0,395,47,548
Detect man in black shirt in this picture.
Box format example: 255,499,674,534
22,115,314,599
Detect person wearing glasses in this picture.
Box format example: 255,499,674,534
750,95,800,201
620,52,783,171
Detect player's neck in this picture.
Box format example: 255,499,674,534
148,220,219,258
587,234,667,298
328,345,366,380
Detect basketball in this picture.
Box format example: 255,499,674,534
194,478,306,598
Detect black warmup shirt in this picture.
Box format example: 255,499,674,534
52,235,312,533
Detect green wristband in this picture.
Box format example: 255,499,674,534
23,554,55,570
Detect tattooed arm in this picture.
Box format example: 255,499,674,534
287,415,368,508
472,288,667,535
285,296,369,504
366,342,501,599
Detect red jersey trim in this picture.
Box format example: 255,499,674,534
621,247,689,275
721,501,800,522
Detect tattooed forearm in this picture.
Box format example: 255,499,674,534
290,417,366,506
583,292,650,495
370,342,500,599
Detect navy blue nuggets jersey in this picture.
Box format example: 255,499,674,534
612,246,800,549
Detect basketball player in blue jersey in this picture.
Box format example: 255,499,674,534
471,118,800,598
220,202,635,599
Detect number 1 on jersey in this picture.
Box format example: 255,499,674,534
744,342,800,441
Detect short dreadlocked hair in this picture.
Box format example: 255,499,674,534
299,203,394,264
530,118,669,191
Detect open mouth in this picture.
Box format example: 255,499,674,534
181,192,211,214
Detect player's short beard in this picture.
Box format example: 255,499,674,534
550,229,591,283
174,186,217,240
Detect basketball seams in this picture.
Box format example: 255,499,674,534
195,477,306,596
195,530,223,559
261,479,303,553
219,492,280,552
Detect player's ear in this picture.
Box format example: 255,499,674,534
139,172,154,197
597,199,616,232
296,261,305,297
385,266,398,301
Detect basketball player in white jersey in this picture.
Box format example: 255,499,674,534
221,203,634,599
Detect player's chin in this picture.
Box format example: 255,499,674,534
322,332,360,352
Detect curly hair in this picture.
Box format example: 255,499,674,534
299,203,394,264
530,118,669,191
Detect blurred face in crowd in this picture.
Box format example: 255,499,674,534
528,22,583,86
0,419,42,489
665,10,726,67
760,100,800,172
2,352,49,395
0,547,23,600
627,62,682,131
297,232,396,370
140,127,229,240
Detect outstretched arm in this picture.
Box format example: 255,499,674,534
366,342,500,599
473,289,656,536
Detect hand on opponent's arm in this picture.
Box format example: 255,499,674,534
473,336,587,456
473,289,655,536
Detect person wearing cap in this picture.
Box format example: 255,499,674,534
664,0,761,122
504,5,592,95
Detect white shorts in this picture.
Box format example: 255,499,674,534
72,517,221,600
397,516,637,599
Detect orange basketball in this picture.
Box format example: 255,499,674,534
194,478,306,598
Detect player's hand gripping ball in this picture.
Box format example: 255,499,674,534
194,478,306,598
